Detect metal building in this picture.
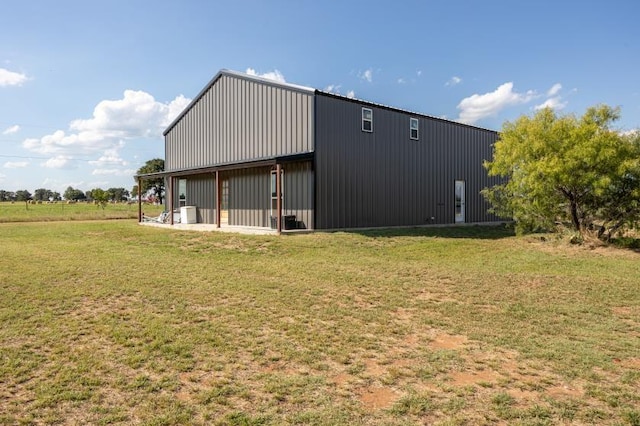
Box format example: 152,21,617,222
138,69,503,232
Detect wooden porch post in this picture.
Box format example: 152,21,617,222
276,163,282,234
216,170,221,228
168,176,174,225
137,177,142,222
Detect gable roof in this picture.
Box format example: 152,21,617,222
163,69,315,136
163,69,496,136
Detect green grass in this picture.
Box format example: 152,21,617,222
0,220,638,424
0,201,163,222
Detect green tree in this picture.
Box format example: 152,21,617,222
90,188,109,209
0,190,13,201
107,187,129,202
15,190,32,209
34,188,53,201
483,105,640,240
64,186,86,201
136,158,165,204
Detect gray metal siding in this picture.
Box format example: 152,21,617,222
171,174,217,224
314,94,502,229
165,74,314,171
283,161,314,230
188,175,216,224
224,162,314,229
227,167,271,227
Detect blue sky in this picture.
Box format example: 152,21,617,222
1,0,639,194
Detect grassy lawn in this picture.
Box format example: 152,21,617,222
0,221,638,425
0,201,164,223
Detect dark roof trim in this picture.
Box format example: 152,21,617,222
135,152,314,180
314,90,498,134
163,69,315,136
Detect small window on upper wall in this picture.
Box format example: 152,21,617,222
410,117,419,140
362,108,373,132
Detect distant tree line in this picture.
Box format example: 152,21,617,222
1,158,166,207
0,187,134,203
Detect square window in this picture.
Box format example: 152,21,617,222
410,117,419,140
362,108,373,132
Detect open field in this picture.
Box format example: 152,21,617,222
0,201,164,223
1,221,639,425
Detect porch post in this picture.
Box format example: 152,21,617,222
216,170,221,228
168,176,174,225
137,177,142,222
276,163,282,234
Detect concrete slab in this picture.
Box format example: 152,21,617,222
139,221,278,235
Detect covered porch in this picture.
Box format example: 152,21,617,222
135,153,314,234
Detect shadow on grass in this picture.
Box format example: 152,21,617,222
352,223,516,240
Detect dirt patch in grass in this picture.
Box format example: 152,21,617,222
428,333,468,350
358,386,401,410
331,373,352,386
616,358,640,369
450,369,500,386
546,383,584,398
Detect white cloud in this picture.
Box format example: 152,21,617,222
397,78,406,84
43,155,76,169
417,70,422,77
619,129,638,137
534,96,567,111
245,68,286,83
324,84,341,93
445,76,462,86
457,82,536,124
92,168,137,176
323,84,355,99
359,68,373,83
0,68,28,87
89,146,128,167
2,124,20,135
23,90,190,156
4,161,29,168
534,83,567,111
547,83,562,96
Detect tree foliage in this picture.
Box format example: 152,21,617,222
106,187,129,202
483,105,640,240
15,190,32,209
0,190,15,201
136,158,165,203
34,188,53,202
64,186,86,201
89,188,109,209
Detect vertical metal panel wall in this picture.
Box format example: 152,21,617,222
165,73,314,171
283,161,314,229
171,174,217,224
224,162,314,229
227,167,271,227
314,94,502,229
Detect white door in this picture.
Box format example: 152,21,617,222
455,180,465,223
